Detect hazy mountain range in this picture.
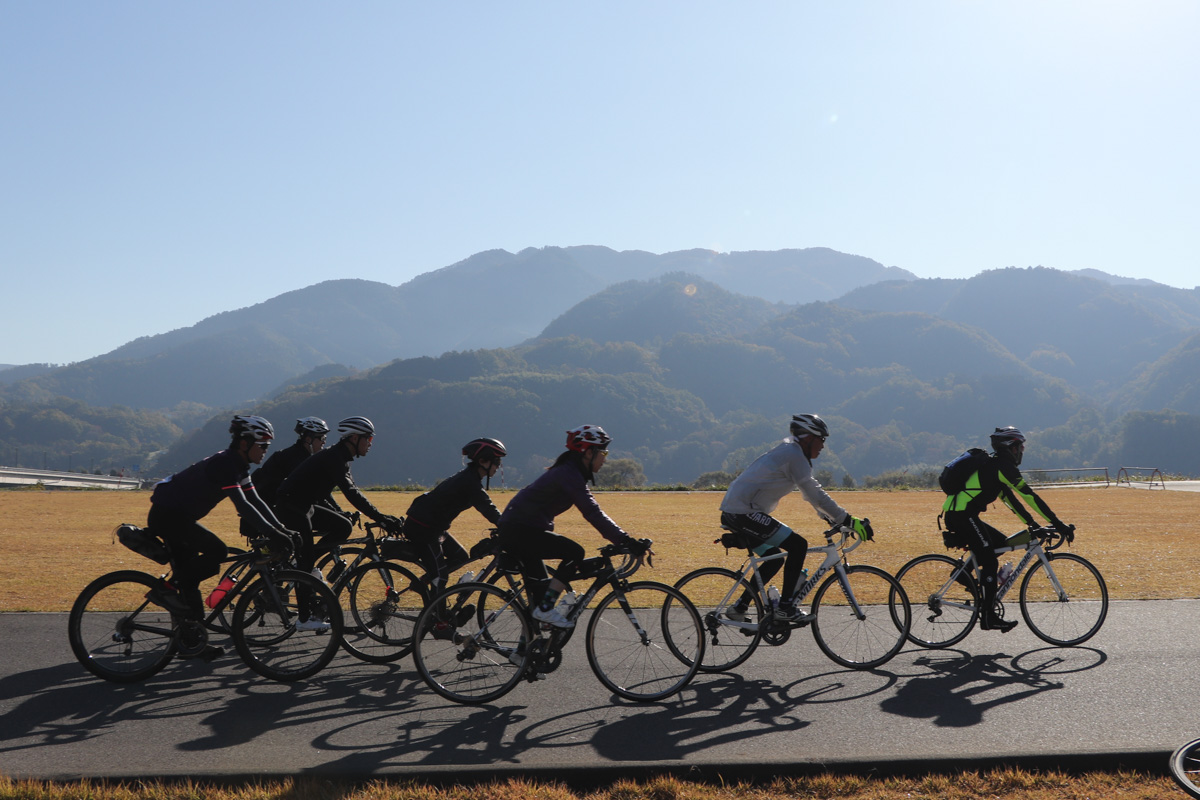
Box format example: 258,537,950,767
3,246,1199,485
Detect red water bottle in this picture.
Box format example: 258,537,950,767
206,575,236,609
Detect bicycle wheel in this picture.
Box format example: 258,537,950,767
478,568,526,639
1019,553,1108,646
413,582,531,704
69,570,177,683
1171,737,1200,799
894,554,979,648
811,565,910,670
340,559,429,663
586,581,703,702
672,567,763,672
230,569,344,682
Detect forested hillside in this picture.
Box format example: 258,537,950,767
152,274,1200,486
7,259,1200,486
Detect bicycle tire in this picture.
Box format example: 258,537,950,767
413,582,531,704
340,559,429,663
1019,552,1108,646
672,567,763,672
230,569,344,682
893,553,979,648
1171,737,1200,799
811,565,910,670
477,569,527,641
586,581,703,701
68,570,177,683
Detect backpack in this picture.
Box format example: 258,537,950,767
938,448,989,495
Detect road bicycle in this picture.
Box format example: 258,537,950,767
893,524,1108,648
69,527,344,683
671,521,911,672
305,516,430,663
1171,738,1200,798
411,538,704,704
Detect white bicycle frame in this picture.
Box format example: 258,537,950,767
942,530,1070,608
711,527,866,634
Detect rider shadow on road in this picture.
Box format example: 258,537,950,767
879,647,1105,728
315,671,805,772
0,658,250,753
177,657,429,752
583,673,807,762
0,653,423,757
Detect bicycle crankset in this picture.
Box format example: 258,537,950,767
528,638,563,674
761,618,792,646
175,620,209,658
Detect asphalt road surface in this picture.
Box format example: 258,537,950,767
0,601,1191,783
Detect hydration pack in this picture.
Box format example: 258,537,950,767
938,448,989,495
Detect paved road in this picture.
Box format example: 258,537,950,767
0,603,1190,783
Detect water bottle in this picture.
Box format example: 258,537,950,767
556,590,578,616
997,563,1013,587
456,570,475,585
767,586,780,609
206,575,236,609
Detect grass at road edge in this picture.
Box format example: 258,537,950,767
0,768,1186,800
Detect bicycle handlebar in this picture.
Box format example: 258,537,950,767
822,522,868,555
599,537,654,577
1030,523,1074,551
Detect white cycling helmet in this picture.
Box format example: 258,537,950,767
294,416,330,436
337,416,375,439
230,414,275,443
789,413,830,440
565,424,612,452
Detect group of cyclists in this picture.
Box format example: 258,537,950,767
138,407,1074,662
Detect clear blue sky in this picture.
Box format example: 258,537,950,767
3,2,1198,366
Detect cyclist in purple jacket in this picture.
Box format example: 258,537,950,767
496,424,648,629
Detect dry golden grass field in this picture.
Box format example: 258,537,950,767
2,485,1198,612
2,487,1194,798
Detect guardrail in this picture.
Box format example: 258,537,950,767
1025,467,1110,488
1116,466,1165,489
0,466,143,490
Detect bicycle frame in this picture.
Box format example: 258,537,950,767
458,549,642,665
945,532,1061,606
711,527,866,632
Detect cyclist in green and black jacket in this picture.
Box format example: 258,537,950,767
942,426,1073,633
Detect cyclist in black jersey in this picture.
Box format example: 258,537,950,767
941,426,1074,633
403,437,506,590
146,415,296,623
241,417,345,539
274,416,401,627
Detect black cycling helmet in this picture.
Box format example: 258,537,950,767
462,437,507,462
229,414,274,444
295,416,330,436
991,426,1027,464
790,413,830,440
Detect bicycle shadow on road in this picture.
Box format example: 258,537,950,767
311,670,806,772
878,647,1105,728
0,651,426,757
552,671,806,763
